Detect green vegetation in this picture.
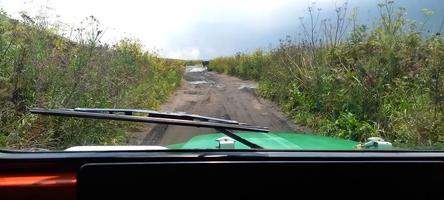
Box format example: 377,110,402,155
209,1,444,148
211,50,270,81
185,60,204,66
0,12,184,149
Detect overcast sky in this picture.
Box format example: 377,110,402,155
0,0,442,60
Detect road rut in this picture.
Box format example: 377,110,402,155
129,65,309,146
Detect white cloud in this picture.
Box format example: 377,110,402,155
1,0,440,59
164,47,201,60
0,0,298,59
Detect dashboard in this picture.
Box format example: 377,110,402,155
1,150,443,199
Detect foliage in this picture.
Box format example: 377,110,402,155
210,49,270,81
0,13,184,149
209,1,444,147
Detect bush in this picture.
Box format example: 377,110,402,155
209,1,444,148
0,13,184,149
209,49,270,81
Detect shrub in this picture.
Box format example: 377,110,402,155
0,13,184,149
209,1,444,147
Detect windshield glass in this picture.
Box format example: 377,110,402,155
0,0,443,151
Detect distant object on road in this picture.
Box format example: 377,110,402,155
202,60,210,67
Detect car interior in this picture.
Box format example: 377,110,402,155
1,150,444,199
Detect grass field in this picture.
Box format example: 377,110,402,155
209,1,444,148
0,13,184,149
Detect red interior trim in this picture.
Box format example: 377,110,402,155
0,173,76,187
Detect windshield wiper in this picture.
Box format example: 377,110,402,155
30,108,267,149
72,108,249,125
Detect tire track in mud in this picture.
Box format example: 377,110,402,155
129,65,310,146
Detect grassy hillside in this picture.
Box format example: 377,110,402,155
209,1,444,148
0,13,184,149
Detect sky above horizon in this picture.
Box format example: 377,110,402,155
0,0,442,60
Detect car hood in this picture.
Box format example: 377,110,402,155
167,132,359,150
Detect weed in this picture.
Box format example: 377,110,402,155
209,1,444,148
0,13,184,149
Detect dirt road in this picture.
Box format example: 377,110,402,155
129,65,308,146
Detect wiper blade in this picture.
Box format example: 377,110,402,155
31,108,268,132
30,108,268,149
72,108,248,125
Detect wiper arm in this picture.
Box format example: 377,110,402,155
31,108,267,149
217,129,262,149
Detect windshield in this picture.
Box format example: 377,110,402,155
0,0,443,151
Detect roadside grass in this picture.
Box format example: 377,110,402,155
0,13,184,149
209,1,444,148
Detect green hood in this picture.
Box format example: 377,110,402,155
167,132,359,150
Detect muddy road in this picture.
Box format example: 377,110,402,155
129,65,308,146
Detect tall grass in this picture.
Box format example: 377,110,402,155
0,12,184,149
211,49,270,81
209,1,444,148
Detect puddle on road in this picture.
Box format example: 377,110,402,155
185,65,207,73
188,67,207,73
215,83,225,89
189,81,208,85
238,83,257,90
238,83,257,95
184,65,221,88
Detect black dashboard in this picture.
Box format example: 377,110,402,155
1,150,444,199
